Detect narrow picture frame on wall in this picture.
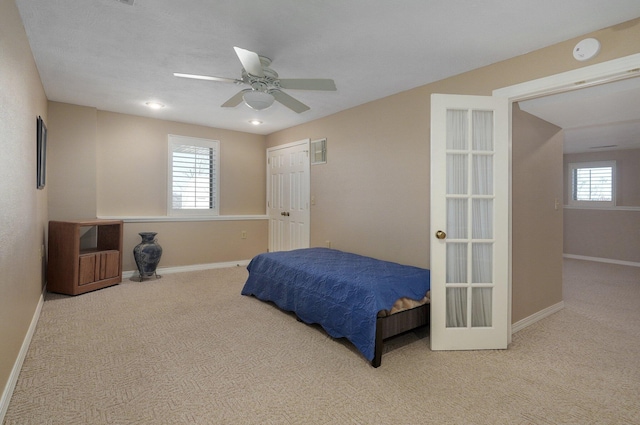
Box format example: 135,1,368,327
37,115,47,189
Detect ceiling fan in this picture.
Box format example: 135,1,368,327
174,47,337,113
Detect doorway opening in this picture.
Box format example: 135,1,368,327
493,53,640,341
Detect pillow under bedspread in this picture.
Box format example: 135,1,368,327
377,291,430,318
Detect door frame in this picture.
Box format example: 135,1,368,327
493,53,640,343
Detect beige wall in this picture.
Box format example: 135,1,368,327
95,111,267,216
511,107,564,322
271,93,432,267
563,148,640,263
122,220,267,270
267,18,640,322
47,105,269,271
0,0,49,409
47,103,98,221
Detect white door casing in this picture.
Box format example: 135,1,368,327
493,53,640,343
267,139,310,252
430,94,509,351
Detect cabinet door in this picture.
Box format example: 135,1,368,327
100,251,120,280
78,254,97,285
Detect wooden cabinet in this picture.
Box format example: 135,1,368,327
47,219,123,295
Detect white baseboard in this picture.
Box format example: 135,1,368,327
122,259,251,279
563,254,640,268
512,301,565,334
0,289,45,423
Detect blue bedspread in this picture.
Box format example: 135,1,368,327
241,248,430,361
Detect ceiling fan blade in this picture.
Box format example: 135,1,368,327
174,72,241,84
233,46,265,77
271,90,310,113
221,90,250,108
278,79,337,91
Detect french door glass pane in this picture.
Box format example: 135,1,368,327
472,155,493,195
447,199,467,239
472,288,492,327
447,287,467,328
472,199,493,239
446,243,467,283
472,111,493,151
447,110,468,150
447,154,467,194
472,243,493,283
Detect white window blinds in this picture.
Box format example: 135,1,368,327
568,161,615,207
168,135,219,216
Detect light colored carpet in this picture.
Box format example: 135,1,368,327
4,259,640,424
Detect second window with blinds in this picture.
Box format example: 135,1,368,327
568,160,616,208
167,135,220,216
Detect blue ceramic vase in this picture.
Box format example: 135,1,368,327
133,232,162,280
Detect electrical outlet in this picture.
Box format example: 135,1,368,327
241,231,247,239
325,240,331,248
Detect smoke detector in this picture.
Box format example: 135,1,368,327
573,38,600,61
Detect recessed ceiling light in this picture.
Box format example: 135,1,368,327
145,102,165,110
249,119,263,126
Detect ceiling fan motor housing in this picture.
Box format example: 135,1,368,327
242,62,281,91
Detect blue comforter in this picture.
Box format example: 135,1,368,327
241,248,430,361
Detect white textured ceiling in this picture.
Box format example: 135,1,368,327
519,77,640,154
15,0,640,139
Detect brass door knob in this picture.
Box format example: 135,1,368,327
435,230,447,240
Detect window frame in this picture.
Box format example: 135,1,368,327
167,134,220,217
567,160,616,208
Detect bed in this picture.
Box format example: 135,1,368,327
241,247,430,367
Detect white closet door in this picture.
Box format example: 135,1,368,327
267,140,310,252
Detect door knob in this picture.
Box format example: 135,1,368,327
435,230,447,240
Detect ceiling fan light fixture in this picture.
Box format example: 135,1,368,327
243,90,275,110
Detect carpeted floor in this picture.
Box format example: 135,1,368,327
4,259,640,424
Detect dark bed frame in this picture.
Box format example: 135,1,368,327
372,303,430,367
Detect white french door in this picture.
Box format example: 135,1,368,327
267,139,310,252
430,94,509,350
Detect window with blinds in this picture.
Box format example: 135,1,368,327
168,135,219,216
568,161,615,208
